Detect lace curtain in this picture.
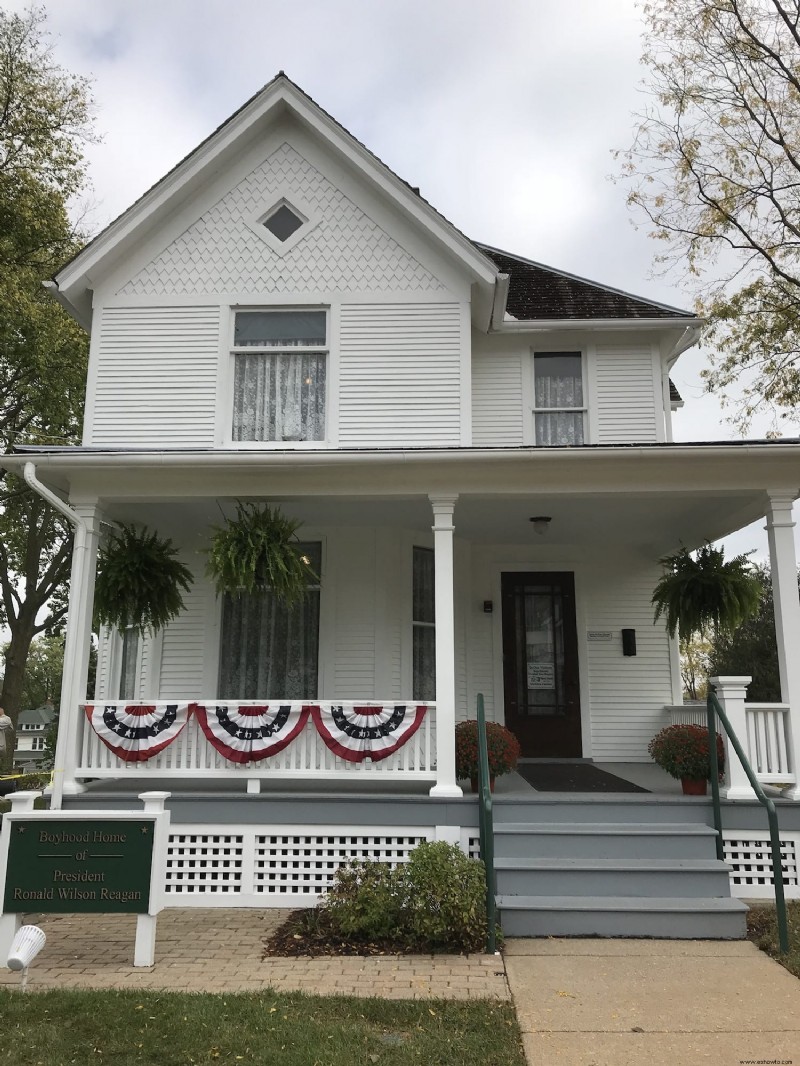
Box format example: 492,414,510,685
119,629,139,700
534,354,584,446
218,542,322,700
233,352,326,442
412,547,436,701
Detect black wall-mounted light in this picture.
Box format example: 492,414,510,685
622,628,637,656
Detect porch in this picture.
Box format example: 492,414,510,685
8,442,800,812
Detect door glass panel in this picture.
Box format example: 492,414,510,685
514,583,566,717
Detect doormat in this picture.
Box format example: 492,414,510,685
516,762,650,793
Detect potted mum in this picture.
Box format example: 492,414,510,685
455,720,520,792
648,723,725,795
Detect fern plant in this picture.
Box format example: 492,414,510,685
652,544,761,642
206,502,315,607
94,524,194,635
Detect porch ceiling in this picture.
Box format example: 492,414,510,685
6,443,797,555
102,488,765,556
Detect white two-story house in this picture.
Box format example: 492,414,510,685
4,76,800,929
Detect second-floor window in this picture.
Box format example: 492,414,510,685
232,310,327,443
533,352,585,446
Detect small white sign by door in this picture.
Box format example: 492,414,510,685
527,662,555,689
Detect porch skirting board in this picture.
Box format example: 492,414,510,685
161,823,481,908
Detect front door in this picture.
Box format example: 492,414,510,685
501,571,582,758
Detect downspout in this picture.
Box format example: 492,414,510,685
22,462,87,810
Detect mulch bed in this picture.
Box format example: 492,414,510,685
263,908,451,958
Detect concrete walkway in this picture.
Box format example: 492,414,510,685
0,909,508,1001
3,912,800,1065
505,938,800,1066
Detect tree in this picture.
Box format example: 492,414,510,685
3,632,64,711
620,0,800,430
708,563,785,699
680,633,712,700
0,7,95,764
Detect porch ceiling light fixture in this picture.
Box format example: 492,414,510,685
529,515,552,535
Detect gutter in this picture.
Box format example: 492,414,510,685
22,462,86,810
494,317,701,332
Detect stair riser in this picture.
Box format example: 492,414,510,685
495,868,731,898
495,833,715,860
493,800,711,826
500,908,747,939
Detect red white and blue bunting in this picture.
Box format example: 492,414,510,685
191,703,312,764
311,704,427,763
83,703,192,762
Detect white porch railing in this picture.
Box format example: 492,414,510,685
76,701,437,784
744,704,794,784
666,702,796,787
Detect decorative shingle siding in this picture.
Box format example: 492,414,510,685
595,342,659,443
338,303,463,445
89,306,220,446
118,143,446,296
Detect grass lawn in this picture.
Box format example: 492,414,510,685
0,988,525,1066
746,899,800,978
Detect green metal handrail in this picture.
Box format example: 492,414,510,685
476,694,497,954
706,689,789,954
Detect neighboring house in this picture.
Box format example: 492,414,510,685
3,75,799,930
13,702,55,771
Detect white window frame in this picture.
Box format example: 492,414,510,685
227,306,330,449
530,350,588,447
244,187,319,257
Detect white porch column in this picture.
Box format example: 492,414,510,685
710,675,756,800
429,494,462,798
766,493,800,800
51,502,102,808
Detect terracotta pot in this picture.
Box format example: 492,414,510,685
681,777,708,796
470,775,495,793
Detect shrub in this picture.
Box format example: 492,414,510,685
648,723,725,782
400,841,487,952
323,841,487,952
455,720,520,780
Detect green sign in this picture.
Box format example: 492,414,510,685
4,819,154,914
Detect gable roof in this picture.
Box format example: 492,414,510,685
477,244,696,322
52,73,498,327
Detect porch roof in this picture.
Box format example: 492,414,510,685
4,441,799,554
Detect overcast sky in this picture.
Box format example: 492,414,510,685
5,0,793,557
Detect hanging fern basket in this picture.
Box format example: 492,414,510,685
94,524,195,635
651,544,761,642
206,502,316,608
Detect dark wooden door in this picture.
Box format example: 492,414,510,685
501,572,582,758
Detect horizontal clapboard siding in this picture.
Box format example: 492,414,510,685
583,563,672,760
338,303,462,445
333,530,376,698
159,560,210,699
90,306,220,446
595,342,658,443
472,350,524,445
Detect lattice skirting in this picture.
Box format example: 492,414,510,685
164,824,481,908
724,831,800,899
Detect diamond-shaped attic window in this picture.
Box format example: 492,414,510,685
263,204,304,242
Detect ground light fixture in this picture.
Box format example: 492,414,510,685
7,924,46,991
